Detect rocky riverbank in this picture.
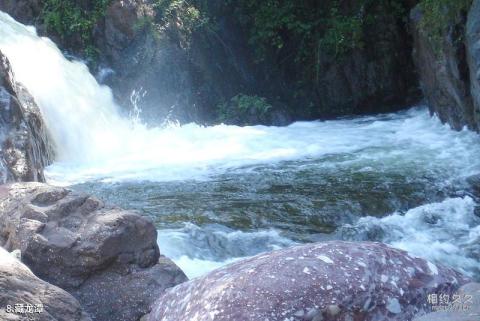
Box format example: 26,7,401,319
0,183,476,321
0,1,480,321
0,182,187,321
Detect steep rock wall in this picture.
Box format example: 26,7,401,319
409,0,480,132
0,1,421,126
0,51,54,182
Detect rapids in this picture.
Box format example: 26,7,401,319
0,11,479,279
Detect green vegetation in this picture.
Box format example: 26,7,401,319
223,0,407,85
229,0,368,59
218,94,272,124
41,0,111,60
139,0,209,46
418,0,472,50
320,5,364,57
153,0,207,29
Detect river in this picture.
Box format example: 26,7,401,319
0,11,479,280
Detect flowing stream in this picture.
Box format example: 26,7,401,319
1,12,479,280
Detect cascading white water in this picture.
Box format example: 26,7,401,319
0,12,128,163
1,10,480,184
1,11,480,279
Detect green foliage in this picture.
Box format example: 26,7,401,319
151,0,209,42
41,0,111,60
320,5,364,57
419,0,472,49
218,94,272,124
227,0,408,85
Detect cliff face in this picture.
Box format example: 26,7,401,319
409,0,480,132
0,51,54,182
0,0,421,126
411,6,474,130
3,1,480,132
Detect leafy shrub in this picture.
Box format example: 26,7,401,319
41,0,111,60
225,0,408,85
320,5,364,57
218,94,272,125
151,0,209,45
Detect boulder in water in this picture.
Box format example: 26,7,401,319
148,241,469,321
0,182,187,321
0,246,91,321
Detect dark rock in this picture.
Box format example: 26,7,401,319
148,241,469,321
0,182,187,321
0,0,42,26
0,246,92,321
70,257,187,321
413,282,480,321
466,174,480,197
102,1,420,125
0,1,421,125
410,5,475,131
0,51,53,182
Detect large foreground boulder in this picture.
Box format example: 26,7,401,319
0,182,187,321
148,241,469,321
0,51,53,182
0,247,91,321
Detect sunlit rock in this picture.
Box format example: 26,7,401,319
0,182,187,321
0,246,91,321
148,241,469,321
0,51,53,182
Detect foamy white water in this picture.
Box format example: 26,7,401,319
157,223,296,278
1,12,480,185
1,11,479,279
341,197,480,277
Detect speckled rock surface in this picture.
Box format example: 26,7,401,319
0,247,91,321
148,241,469,321
0,182,187,321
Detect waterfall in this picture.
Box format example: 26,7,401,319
1,11,367,184
0,12,129,164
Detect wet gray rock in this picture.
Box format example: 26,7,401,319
413,282,480,321
0,246,91,321
0,51,53,182
148,241,469,321
466,174,480,198
410,5,475,131
0,182,187,321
